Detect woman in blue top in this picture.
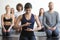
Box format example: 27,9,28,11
15,3,41,40
38,8,45,31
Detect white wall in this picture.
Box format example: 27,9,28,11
0,0,60,26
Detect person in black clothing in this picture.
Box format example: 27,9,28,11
1,5,14,36
15,3,42,40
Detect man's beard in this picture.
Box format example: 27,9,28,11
49,8,53,10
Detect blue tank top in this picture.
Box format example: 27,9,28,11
21,14,35,30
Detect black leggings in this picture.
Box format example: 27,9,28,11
19,31,36,40
20,35,36,40
2,25,10,36
2,32,10,36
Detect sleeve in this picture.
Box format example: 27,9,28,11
43,13,50,28
54,12,59,27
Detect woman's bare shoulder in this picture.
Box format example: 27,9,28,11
1,13,5,17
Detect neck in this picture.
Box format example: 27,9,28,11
18,10,21,12
6,11,10,15
26,13,31,15
49,9,54,13
40,13,43,16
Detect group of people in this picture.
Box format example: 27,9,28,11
1,1,59,40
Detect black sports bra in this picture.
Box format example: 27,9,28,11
3,17,12,22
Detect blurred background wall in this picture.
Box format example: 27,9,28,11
0,0,60,28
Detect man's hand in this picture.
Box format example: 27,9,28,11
51,27,56,31
47,27,51,30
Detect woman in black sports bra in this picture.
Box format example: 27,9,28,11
1,5,14,36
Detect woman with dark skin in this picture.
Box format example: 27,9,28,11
1,5,14,36
15,3,41,40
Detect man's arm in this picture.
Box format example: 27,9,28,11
43,13,50,28
53,12,59,27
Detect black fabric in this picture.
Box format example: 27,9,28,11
3,17,12,22
2,25,11,36
4,25,10,30
20,33,36,40
21,30,35,36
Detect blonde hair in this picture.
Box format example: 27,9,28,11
5,5,10,9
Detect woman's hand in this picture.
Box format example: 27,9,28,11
3,29,6,32
23,22,31,27
7,29,10,32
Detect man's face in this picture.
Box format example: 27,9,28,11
48,2,54,10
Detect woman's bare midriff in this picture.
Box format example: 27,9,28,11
4,22,11,25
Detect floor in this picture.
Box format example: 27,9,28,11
0,36,59,40
0,23,60,40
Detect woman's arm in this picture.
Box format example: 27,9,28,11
33,15,42,31
8,15,14,31
1,15,5,30
15,15,22,28
15,15,31,29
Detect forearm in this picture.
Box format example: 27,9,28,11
53,23,58,27
2,26,5,30
8,24,14,30
33,25,42,31
2,24,5,29
21,24,26,27
43,16,50,28
44,23,50,28
54,12,59,27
